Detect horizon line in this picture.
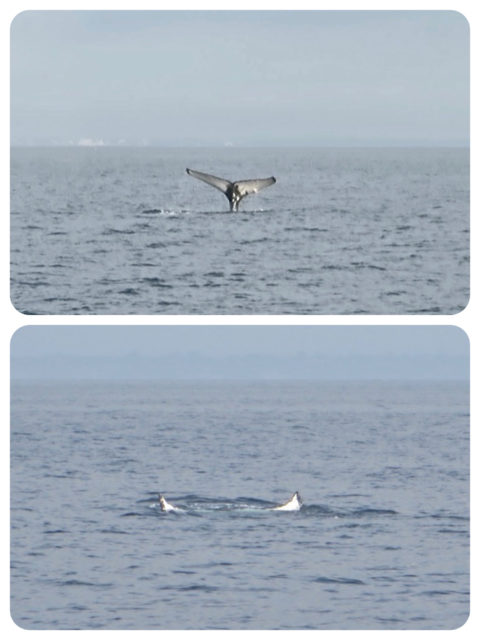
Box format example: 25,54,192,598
10,143,470,150
11,377,469,383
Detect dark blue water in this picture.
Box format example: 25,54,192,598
10,380,469,629
10,147,469,314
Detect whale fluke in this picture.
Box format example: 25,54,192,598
271,491,303,511
157,491,302,513
186,168,276,212
159,494,183,513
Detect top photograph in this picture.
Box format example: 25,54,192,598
10,10,469,315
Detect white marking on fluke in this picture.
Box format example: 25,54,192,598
159,495,184,513
186,168,276,212
158,492,303,513
270,491,303,511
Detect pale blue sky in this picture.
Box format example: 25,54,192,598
11,326,469,380
10,10,469,146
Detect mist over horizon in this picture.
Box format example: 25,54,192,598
11,10,469,148
11,330,469,382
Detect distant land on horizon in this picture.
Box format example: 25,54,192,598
10,353,469,382
10,140,470,149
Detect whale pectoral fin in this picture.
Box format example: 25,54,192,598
186,168,232,195
234,177,276,197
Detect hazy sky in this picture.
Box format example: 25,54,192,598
11,326,469,380
10,10,469,146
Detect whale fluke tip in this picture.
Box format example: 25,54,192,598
271,491,303,511
159,494,184,513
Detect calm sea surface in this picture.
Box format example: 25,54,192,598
11,380,469,629
10,147,469,314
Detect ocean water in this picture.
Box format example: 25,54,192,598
10,147,469,314
11,380,469,629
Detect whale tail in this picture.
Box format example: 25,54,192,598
271,491,303,511
186,168,276,211
159,494,184,513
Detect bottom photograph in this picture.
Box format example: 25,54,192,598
10,325,469,630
